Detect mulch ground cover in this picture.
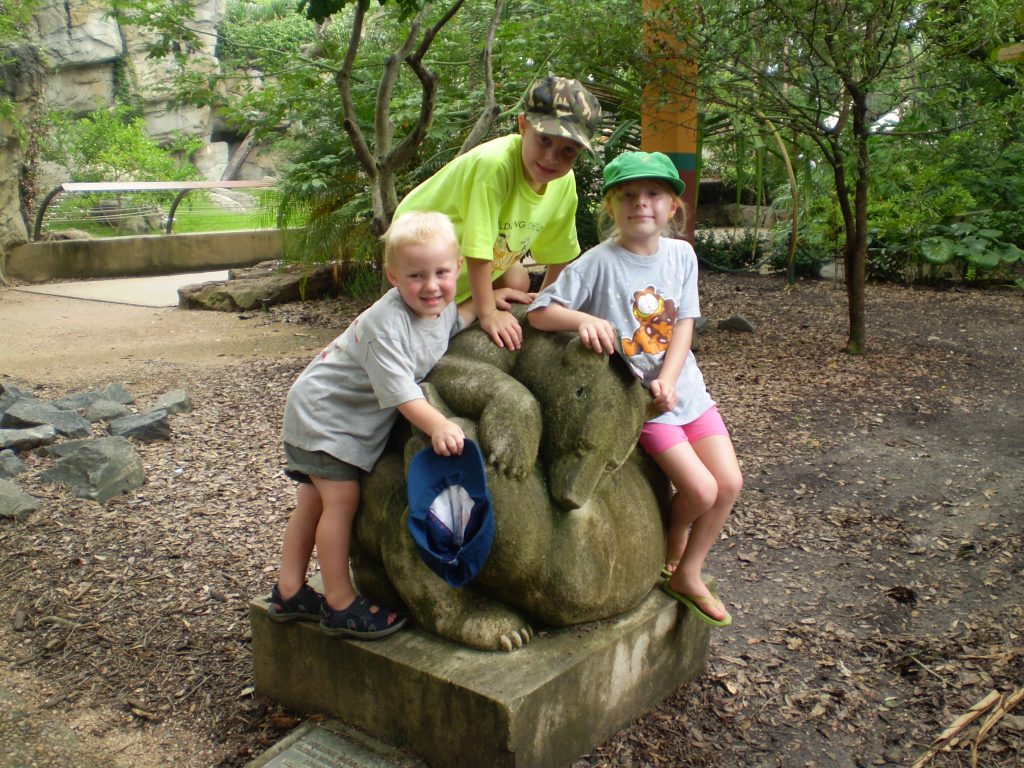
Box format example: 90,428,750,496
2,272,1021,767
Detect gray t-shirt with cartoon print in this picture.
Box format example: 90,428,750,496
529,236,715,426
283,287,464,471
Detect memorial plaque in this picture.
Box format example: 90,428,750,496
253,720,425,768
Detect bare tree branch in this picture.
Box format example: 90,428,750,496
388,0,470,172
457,0,506,155
335,0,375,179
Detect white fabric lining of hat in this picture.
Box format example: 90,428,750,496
428,485,475,547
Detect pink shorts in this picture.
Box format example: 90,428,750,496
639,406,730,455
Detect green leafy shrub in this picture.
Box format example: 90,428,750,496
694,227,765,271
772,230,832,279
43,105,200,183
219,0,317,73
767,197,839,279
919,221,1024,284
865,182,978,283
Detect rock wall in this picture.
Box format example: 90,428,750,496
1,0,275,264
31,0,225,142
1,43,46,269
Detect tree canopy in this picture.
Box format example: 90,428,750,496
23,0,1024,351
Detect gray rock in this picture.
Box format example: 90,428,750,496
0,383,33,418
150,390,192,415
109,410,170,442
718,314,757,333
84,399,131,423
0,382,25,398
39,436,144,504
37,438,93,458
0,449,25,478
101,383,134,405
694,316,710,335
52,390,105,411
0,478,40,520
0,425,58,452
1,400,92,438
33,0,123,68
53,382,134,410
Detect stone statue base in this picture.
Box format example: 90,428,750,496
251,579,710,768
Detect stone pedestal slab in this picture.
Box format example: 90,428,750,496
251,588,710,768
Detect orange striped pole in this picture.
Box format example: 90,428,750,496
641,0,698,242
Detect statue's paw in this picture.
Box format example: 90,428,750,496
436,602,533,652
499,626,533,653
489,449,530,480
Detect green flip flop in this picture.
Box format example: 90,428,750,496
661,581,733,627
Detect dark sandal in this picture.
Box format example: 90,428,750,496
320,595,408,639
267,583,327,623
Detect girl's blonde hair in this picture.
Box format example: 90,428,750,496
381,211,461,268
597,180,688,241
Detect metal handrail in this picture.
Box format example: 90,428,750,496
33,180,274,240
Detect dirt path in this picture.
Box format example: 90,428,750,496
1,289,339,390
1,276,1021,768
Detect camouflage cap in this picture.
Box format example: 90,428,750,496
523,76,601,154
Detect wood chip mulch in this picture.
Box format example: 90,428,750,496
1,272,1021,767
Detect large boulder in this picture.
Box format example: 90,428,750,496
352,307,670,651
178,261,346,311
39,435,145,503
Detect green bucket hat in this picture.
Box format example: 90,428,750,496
523,76,601,154
601,151,686,197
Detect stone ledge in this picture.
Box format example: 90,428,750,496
251,588,710,768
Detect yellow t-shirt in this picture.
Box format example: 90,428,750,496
394,134,581,303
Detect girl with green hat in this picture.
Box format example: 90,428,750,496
527,151,742,627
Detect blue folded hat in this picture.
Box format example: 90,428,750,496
406,439,495,588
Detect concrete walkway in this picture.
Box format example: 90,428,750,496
11,270,229,308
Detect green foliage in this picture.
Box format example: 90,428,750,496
343,261,387,301
919,222,1023,283
220,1,317,72
693,228,765,272
299,0,423,24
862,51,1024,284
864,171,978,282
274,135,379,269
0,0,40,123
43,106,201,183
108,0,206,61
40,105,202,220
768,224,834,279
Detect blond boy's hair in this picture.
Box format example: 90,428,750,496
597,181,688,241
381,211,460,269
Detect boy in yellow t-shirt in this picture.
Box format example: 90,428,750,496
394,76,601,351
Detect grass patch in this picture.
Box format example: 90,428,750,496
40,189,278,238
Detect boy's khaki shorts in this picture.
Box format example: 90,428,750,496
283,443,362,484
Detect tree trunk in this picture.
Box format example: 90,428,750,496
844,97,871,355
220,129,257,181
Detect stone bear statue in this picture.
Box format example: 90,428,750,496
351,307,670,651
